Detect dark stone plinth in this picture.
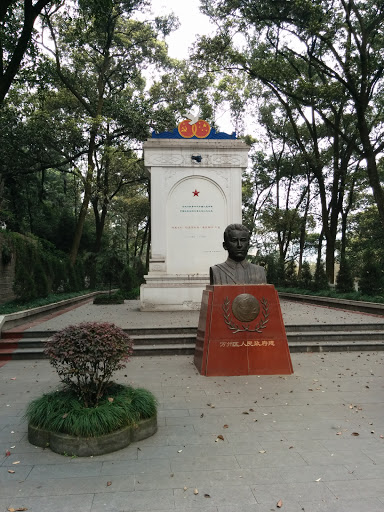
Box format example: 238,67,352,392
194,284,293,376
28,415,157,457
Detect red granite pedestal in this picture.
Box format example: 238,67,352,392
194,284,293,376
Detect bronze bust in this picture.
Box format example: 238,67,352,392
210,224,267,285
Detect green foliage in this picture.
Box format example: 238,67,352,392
285,260,298,288
1,241,12,265
347,205,384,281
277,287,384,304
93,292,124,304
96,250,124,291
119,262,145,293
298,261,313,289
122,287,140,300
0,290,95,315
25,384,157,437
264,255,279,285
359,251,384,296
44,322,133,407
313,262,329,291
119,265,138,292
1,232,85,301
336,258,354,294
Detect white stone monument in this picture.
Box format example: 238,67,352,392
140,120,249,311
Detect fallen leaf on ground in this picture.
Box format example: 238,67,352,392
351,432,360,436
10,378,16,380
107,481,112,486
12,461,20,465
62,413,68,419
204,494,211,498
183,486,188,491
177,449,182,453
194,488,199,495
8,508,28,511
107,397,114,403
7,470,15,474
336,432,342,435
277,499,283,508
223,424,229,429
242,411,249,415
315,478,321,482
5,450,11,457
217,435,224,441
259,450,266,454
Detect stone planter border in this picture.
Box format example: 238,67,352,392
28,414,157,457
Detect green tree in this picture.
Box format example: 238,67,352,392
199,0,384,231
336,258,354,293
298,261,313,289
42,0,177,264
0,0,55,103
359,250,384,296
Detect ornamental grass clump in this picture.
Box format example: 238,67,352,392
26,384,157,437
44,322,133,408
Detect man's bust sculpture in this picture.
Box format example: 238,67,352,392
210,224,267,285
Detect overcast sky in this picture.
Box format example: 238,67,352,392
152,0,215,59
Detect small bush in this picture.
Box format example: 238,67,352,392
44,322,133,407
122,287,140,300
359,250,384,296
25,384,157,437
285,260,298,288
336,258,354,293
298,261,313,289
93,292,124,304
313,261,329,291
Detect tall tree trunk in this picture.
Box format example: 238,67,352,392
69,131,97,265
357,112,384,229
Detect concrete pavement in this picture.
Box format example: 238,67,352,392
1,350,384,512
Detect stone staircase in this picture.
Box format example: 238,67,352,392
1,322,384,361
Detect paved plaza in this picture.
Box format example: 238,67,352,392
1,347,384,511
18,298,384,333
1,300,384,511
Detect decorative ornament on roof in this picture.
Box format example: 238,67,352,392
152,116,236,140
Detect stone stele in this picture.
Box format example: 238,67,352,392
140,137,249,311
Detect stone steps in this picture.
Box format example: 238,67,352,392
1,323,384,360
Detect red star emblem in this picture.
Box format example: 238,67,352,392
193,189,200,196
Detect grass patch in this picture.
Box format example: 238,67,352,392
0,290,99,315
277,287,384,304
25,384,157,437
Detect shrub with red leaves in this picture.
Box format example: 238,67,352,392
45,322,133,407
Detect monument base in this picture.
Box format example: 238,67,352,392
140,274,209,311
194,284,293,376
